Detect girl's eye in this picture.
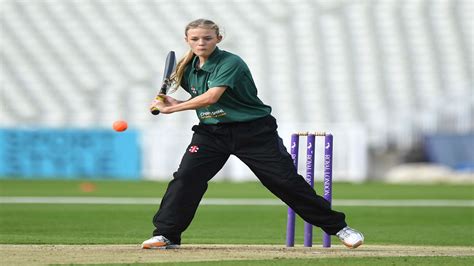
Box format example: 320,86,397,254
190,37,213,41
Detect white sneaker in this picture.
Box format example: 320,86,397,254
141,235,180,249
336,226,364,248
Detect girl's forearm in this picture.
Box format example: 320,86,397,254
167,87,226,113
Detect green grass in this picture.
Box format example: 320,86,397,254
1,179,473,265
0,204,472,246
1,179,473,199
103,256,474,266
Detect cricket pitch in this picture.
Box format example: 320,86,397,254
1,244,473,265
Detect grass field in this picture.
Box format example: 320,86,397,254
0,179,473,265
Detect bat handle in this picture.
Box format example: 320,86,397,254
151,108,160,115
159,82,168,95
150,95,165,115
151,81,169,115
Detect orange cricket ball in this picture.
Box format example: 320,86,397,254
113,120,128,132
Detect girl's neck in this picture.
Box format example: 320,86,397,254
196,57,207,68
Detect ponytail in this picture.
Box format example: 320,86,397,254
169,49,194,93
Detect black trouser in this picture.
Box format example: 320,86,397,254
152,115,347,244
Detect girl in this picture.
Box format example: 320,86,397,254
143,19,364,249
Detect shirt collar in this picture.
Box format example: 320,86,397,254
191,47,222,73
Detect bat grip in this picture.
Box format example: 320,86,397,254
150,82,168,115
150,95,165,115
151,107,160,115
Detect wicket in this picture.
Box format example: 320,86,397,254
286,132,333,248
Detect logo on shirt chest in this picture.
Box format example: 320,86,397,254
191,86,198,95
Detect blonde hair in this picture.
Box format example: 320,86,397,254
169,19,221,92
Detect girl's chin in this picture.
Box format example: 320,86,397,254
194,50,209,56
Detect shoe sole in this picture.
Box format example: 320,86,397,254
342,240,363,249
142,242,180,250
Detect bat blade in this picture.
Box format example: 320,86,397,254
151,51,177,115
161,51,176,90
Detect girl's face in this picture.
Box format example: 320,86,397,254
185,27,222,59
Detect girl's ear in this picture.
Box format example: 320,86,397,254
216,35,223,43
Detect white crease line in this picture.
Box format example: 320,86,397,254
0,197,473,207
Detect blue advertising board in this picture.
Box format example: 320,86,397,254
424,133,474,172
0,129,141,179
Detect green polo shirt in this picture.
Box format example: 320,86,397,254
181,47,271,124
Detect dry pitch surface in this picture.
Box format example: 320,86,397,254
1,244,473,265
